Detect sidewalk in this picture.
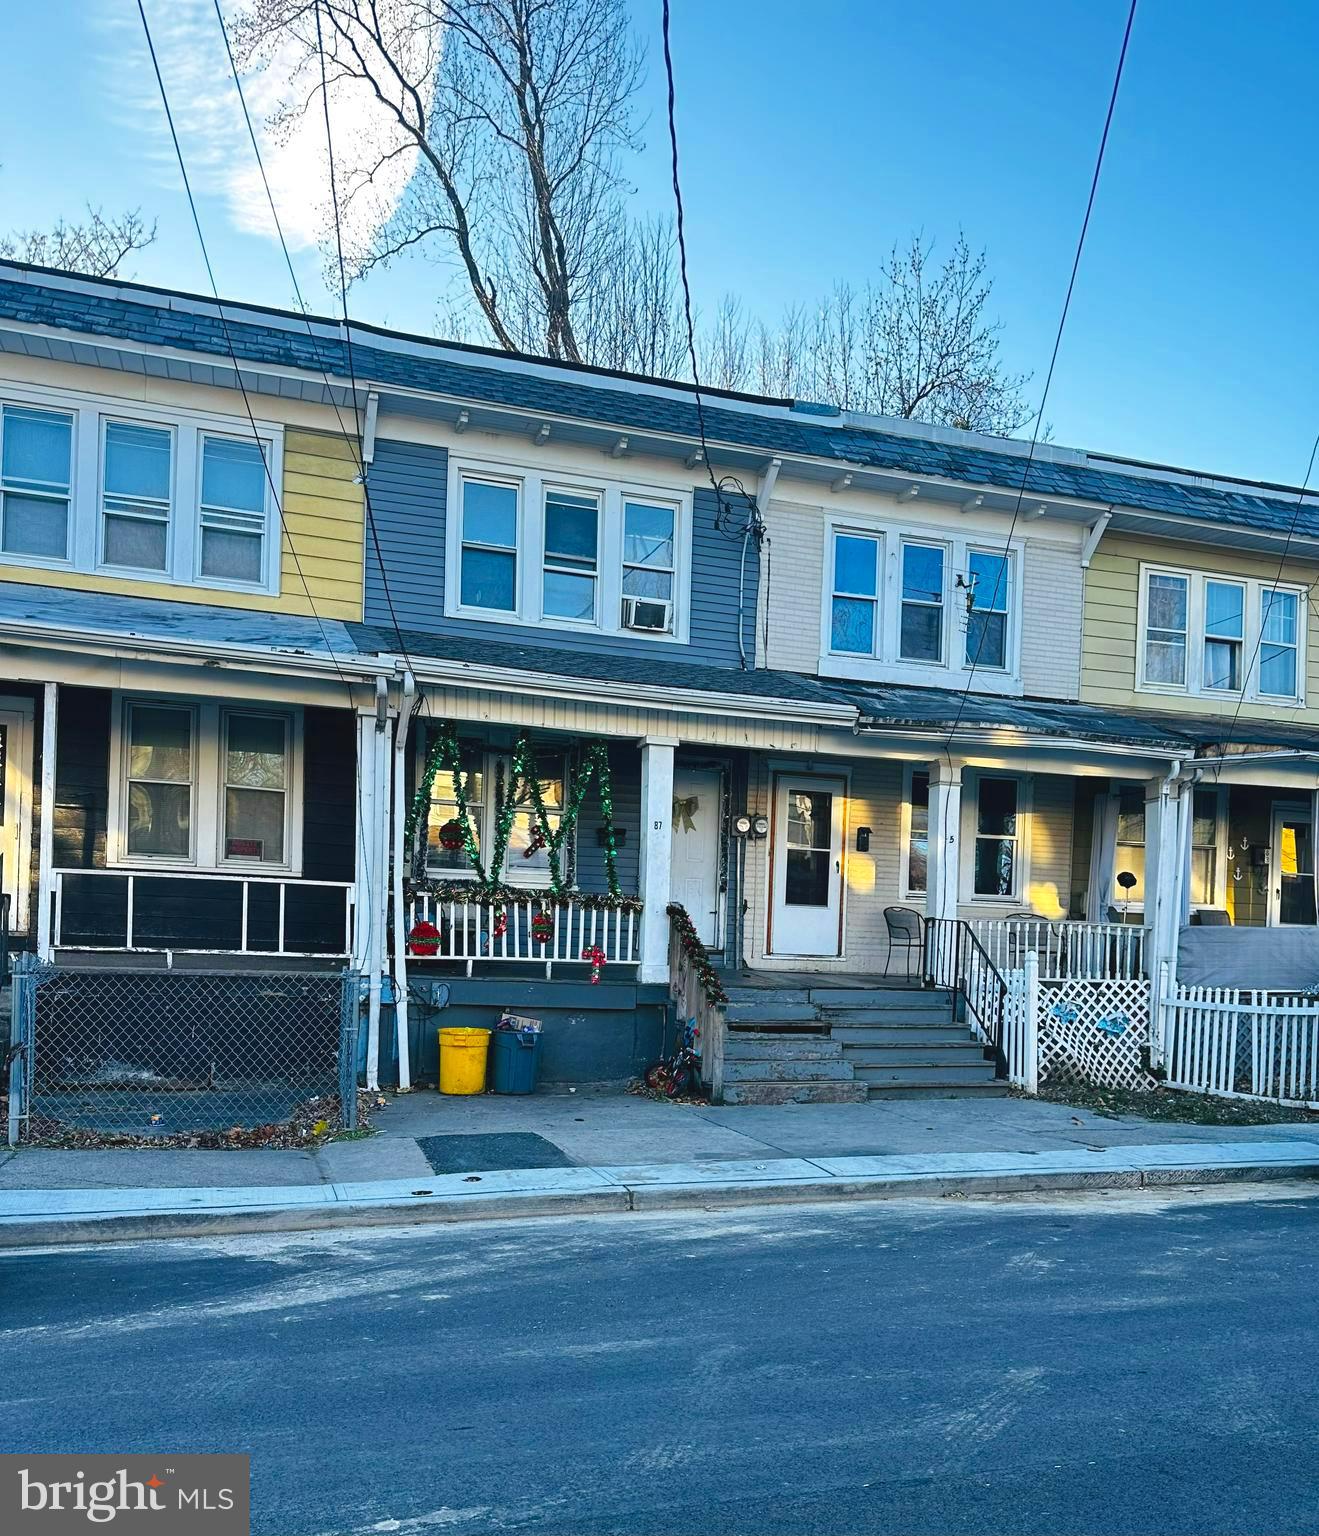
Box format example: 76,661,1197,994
1,1093,1317,1245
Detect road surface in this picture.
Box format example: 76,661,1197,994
3,1186,1318,1535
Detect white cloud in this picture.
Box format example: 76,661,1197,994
97,0,429,262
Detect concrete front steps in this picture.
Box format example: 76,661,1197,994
720,981,1005,1104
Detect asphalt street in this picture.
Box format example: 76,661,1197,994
3,1186,1318,1536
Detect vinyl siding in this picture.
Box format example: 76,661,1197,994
0,428,365,621
1081,533,1319,720
364,439,758,668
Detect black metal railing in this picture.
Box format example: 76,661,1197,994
924,917,1009,1077
0,892,10,986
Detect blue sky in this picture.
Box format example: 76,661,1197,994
2,1,1317,484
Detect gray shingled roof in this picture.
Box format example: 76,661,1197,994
2,266,1315,540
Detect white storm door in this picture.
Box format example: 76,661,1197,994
770,774,845,956
671,766,722,949
0,701,35,934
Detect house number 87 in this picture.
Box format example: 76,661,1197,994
654,819,664,830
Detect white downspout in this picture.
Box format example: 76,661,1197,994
391,670,416,1091
365,674,389,1092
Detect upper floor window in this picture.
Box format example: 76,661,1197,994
830,532,880,654
446,456,690,642
965,550,1011,670
0,384,280,595
900,541,945,662
0,404,73,559
1139,565,1304,703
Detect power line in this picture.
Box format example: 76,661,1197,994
942,0,1138,756
134,0,354,698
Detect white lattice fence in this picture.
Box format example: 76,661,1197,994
1037,978,1157,1092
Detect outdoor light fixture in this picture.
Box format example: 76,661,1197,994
855,826,872,853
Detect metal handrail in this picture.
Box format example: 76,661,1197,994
925,916,1010,1076
0,892,10,986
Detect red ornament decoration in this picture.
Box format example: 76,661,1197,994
582,944,607,984
530,911,554,945
492,911,508,940
437,819,466,853
407,919,442,956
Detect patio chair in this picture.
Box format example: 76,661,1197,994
883,906,925,978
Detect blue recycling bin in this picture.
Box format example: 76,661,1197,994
491,1028,543,1094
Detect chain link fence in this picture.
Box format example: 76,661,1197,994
7,957,359,1144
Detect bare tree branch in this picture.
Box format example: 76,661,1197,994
0,205,156,278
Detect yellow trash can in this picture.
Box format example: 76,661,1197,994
437,1027,491,1095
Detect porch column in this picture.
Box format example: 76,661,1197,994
35,681,57,960
925,759,963,926
1144,773,1187,1048
637,735,679,984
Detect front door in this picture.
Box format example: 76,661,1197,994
670,766,722,949
1271,804,1317,926
0,700,34,936
770,774,845,956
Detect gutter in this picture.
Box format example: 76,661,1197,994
855,721,1187,758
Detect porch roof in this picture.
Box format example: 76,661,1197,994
827,680,1193,750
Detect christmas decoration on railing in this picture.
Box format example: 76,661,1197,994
666,902,728,1008
582,944,607,984
404,723,623,899
530,910,555,944
406,919,442,957
410,881,642,913
492,911,508,940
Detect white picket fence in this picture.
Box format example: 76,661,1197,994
405,891,639,978
971,919,1145,982
1159,977,1319,1108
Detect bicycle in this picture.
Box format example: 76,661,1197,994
644,1018,702,1099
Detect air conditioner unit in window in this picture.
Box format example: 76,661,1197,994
621,597,672,632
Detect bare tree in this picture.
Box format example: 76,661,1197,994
234,0,643,363
0,206,156,278
573,215,688,377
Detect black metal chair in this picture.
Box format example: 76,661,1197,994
883,906,925,978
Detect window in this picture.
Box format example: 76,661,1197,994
973,777,1019,898
1260,589,1299,698
125,703,195,860
830,533,880,654
223,713,289,864
1113,786,1145,908
505,753,566,881
1190,789,1220,907
1144,571,1188,686
102,420,172,571
905,769,930,895
459,476,519,611
200,436,269,585
1,405,73,559
900,542,945,662
622,499,676,630
425,747,485,873
965,551,1011,669
1203,580,1244,692
542,490,599,622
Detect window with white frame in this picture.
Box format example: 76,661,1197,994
1113,786,1146,909
904,768,930,895
0,404,73,559
900,542,945,662
113,697,298,870
972,776,1020,898
1190,789,1222,907
423,738,570,885
830,532,881,655
1139,566,1305,702
965,550,1012,670
444,455,689,640
1109,783,1224,910
0,385,281,593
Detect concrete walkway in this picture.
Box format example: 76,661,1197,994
1,1090,1314,1192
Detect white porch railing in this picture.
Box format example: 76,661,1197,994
971,919,1145,982
52,868,355,957
1159,977,1319,1108
406,891,639,978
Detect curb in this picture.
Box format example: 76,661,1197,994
1,1152,1317,1246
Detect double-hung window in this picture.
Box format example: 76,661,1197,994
1143,571,1189,686
1260,589,1299,698
830,533,881,654
905,769,930,895
622,499,676,631
1203,580,1245,691
0,405,73,559
965,550,1011,669
223,713,289,865
542,490,599,623
1190,789,1221,907
125,702,195,861
459,475,519,612
425,746,485,873
102,420,172,572
1113,786,1146,908
973,776,1020,898
900,542,945,662
200,435,270,585
422,739,569,886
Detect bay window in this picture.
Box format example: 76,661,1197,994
1,404,73,559
102,420,172,572
830,532,880,655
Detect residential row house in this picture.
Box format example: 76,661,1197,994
0,259,1315,1088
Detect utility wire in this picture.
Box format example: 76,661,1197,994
135,0,353,698
941,0,1138,756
